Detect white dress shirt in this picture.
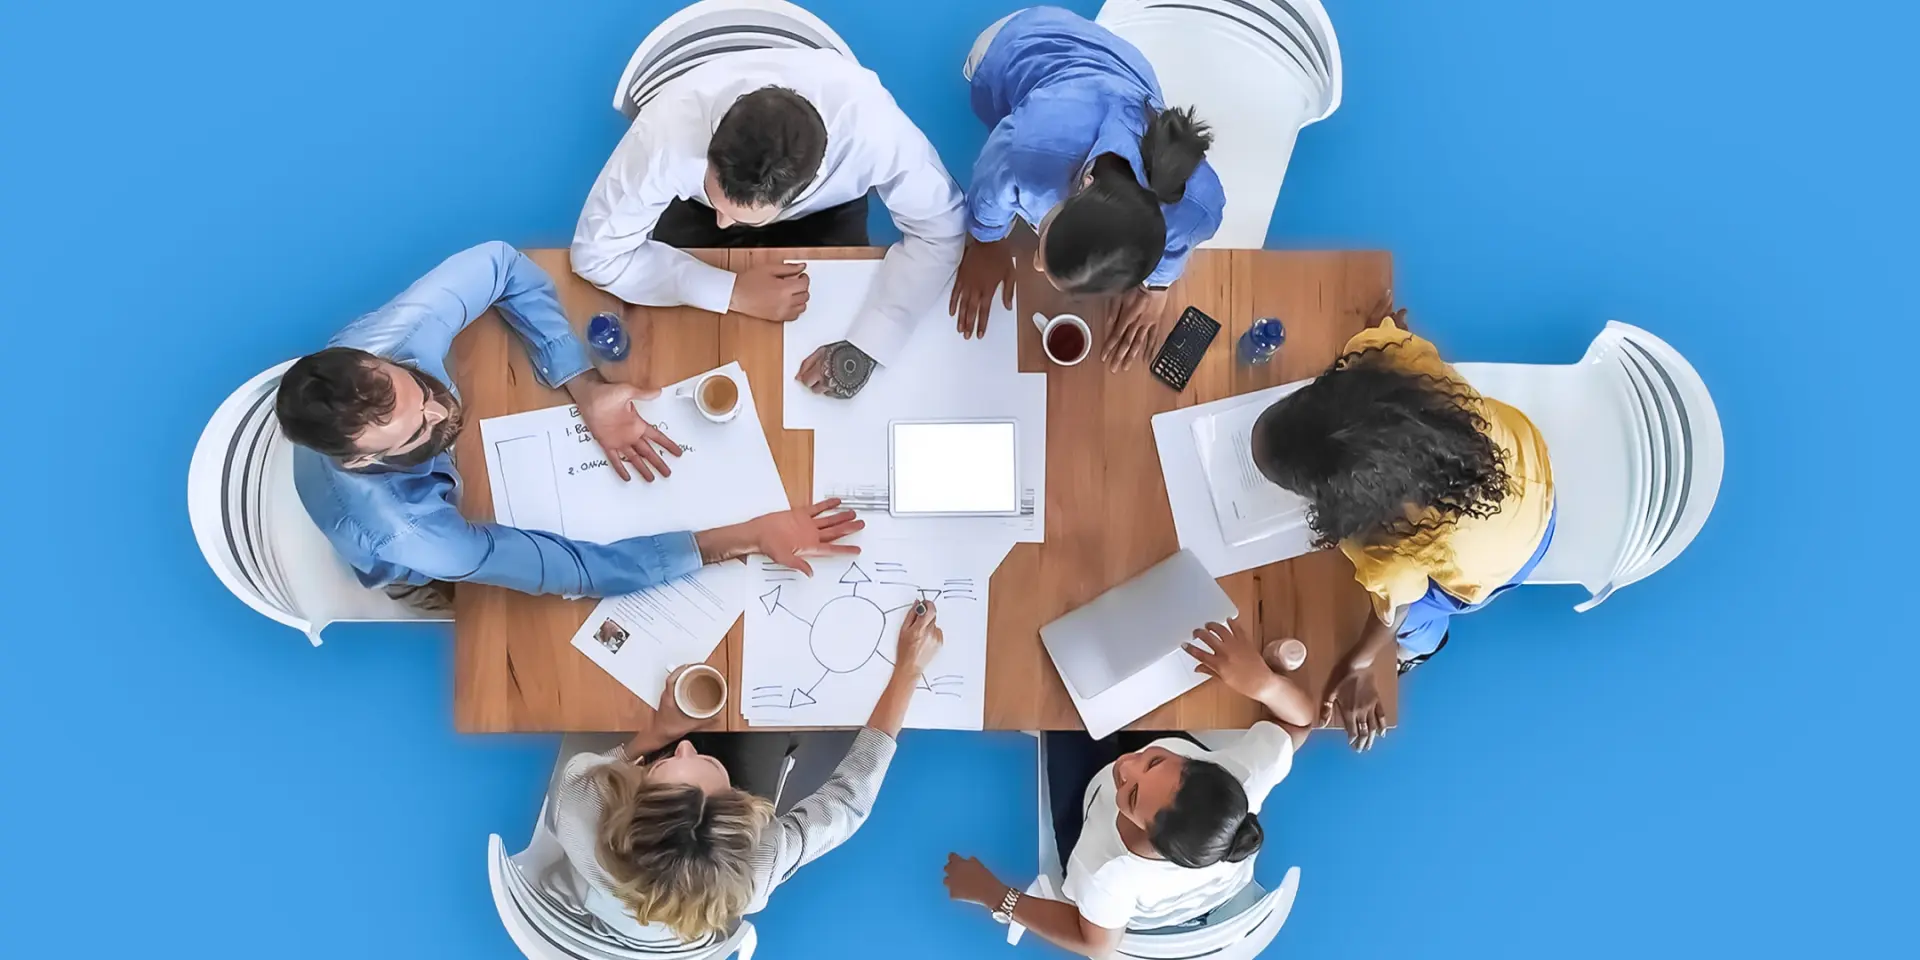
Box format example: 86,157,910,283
571,48,966,366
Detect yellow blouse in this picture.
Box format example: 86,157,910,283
1336,320,1555,623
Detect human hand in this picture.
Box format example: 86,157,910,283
651,665,706,737
729,261,810,322
942,854,1005,907
892,600,944,678
795,340,876,399
1099,285,1169,372
746,498,864,575
570,377,682,482
950,236,1016,340
1182,619,1281,704
1323,668,1386,751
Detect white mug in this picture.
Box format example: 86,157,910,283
676,371,741,423
672,664,728,720
1031,312,1092,366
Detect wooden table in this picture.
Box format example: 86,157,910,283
450,246,1397,733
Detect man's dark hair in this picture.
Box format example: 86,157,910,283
274,347,394,459
1251,345,1514,549
1043,104,1213,295
1148,757,1264,869
708,86,828,208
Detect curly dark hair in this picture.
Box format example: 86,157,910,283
1250,345,1513,548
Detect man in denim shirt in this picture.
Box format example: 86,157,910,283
279,242,861,609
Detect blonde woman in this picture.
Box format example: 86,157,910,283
551,602,943,951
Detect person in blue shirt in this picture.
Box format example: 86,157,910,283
276,242,862,610
951,7,1224,374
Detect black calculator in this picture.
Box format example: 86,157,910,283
1149,306,1221,391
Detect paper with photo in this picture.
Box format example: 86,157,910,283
569,562,754,707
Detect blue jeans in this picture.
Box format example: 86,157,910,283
1396,506,1557,661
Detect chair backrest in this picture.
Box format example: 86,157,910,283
1095,0,1342,248
612,0,859,118
1119,867,1299,960
187,361,442,644
1455,322,1722,611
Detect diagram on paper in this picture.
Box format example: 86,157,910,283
741,545,1004,730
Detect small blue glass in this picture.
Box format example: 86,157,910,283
586,311,630,363
1237,316,1285,364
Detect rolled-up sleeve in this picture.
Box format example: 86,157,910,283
966,123,1025,243
380,504,703,598
571,125,739,315
746,727,898,912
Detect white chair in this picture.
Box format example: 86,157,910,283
611,0,858,119
1009,734,1301,959
186,361,444,644
1096,0,1342,247
1456,322,1724,612
490,736,759,960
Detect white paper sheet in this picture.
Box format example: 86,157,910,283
781,260,1019,430
479,362,790,705
1153,382,1320,577
1192,391,1311,546
741,540,1012,730
569,562,754,707
479,361,789,541
812,373,1047,543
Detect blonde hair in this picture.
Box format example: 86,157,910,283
589,761,775,941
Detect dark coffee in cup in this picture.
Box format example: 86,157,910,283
1046,321,1089,364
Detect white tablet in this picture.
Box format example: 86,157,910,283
888,420,1021,517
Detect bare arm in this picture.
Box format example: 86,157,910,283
943,856,1124,959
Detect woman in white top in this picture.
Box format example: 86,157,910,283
943,618,1314,957
550,603,943,955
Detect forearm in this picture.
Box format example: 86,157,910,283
1349,614,1399,671
1255,673,1317,730
694,522,758,565
865,670,919,739
1010,895,1120,959
417,523,702,597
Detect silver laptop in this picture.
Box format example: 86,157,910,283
1041,550,1238,700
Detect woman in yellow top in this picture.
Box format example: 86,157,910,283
1251,309,1556,751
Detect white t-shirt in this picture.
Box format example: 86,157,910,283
1060,723,1295,931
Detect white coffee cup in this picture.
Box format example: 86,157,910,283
1264,638,1308,673
676,371,741,423
672,664,728,720
1031,312,1092,366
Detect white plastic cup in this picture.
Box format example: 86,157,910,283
672,664,728,719
1264,638,1308,673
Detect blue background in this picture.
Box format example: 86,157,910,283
0,1,1910,957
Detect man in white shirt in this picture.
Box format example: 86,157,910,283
572,47,967,399
942,619,1315,958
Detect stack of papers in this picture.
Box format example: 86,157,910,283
1191,395,1310,547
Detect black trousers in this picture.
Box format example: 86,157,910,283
1044,730,1203,871
651,194,871,249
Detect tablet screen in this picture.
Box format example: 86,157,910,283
890,421,1019,516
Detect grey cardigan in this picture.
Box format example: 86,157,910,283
550,728,898,950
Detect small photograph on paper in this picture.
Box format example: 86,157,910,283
593,619,629,654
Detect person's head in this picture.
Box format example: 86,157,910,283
705,85,828,228
1111,746,1263,869
590,740,775,941
1250,346,1513,549
274,347,463,469
1035,104,1213,295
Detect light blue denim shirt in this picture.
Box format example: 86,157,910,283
291,241,703,596
966,7,1225,287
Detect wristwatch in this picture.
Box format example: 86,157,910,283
820,340,875,399
991,886,1022,925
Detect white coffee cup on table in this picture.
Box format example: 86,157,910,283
672,664,728,720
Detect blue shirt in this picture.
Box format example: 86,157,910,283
966,6,1225,287
291,241,704,596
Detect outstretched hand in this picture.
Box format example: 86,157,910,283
571,378,682,482
747,498,864,575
